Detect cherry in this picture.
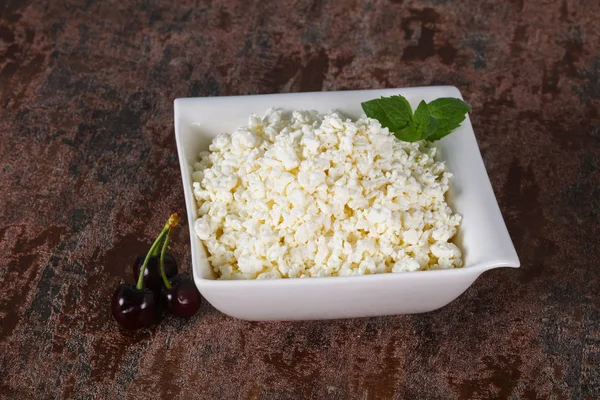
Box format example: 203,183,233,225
132,252,178,294
111,284,158,330
162,275,202,317
111,213,196,332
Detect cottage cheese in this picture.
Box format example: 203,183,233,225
192,109,462,279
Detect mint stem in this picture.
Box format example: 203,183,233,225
159,228,173,290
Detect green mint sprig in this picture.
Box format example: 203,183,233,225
361,95,472,142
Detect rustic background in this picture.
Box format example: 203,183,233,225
1,0,599,398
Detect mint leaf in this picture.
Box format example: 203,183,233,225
409,100,439,141
377,95,413,129
361,96,413,139
412,100,429,126
425,97,472,140
411,100,430,134
422,115,438,140
361,94,470,142
361,99,396,131
396,124,421,142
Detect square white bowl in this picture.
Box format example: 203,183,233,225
174,86,520,321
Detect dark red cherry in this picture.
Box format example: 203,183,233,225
111,284,158,330
162,275,202,318
132,253,178,293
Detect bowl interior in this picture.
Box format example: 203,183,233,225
174,87,520,282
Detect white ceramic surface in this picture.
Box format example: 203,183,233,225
174,86,520,321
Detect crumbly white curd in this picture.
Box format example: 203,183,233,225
192,109,462,279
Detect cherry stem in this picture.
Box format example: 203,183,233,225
159,228,173,290
151,238,162,257
136,213,180,291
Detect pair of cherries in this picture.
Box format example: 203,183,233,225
111,213,202,330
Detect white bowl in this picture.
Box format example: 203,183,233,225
174,86,520,321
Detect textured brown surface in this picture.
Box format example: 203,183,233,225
1,0,599,398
